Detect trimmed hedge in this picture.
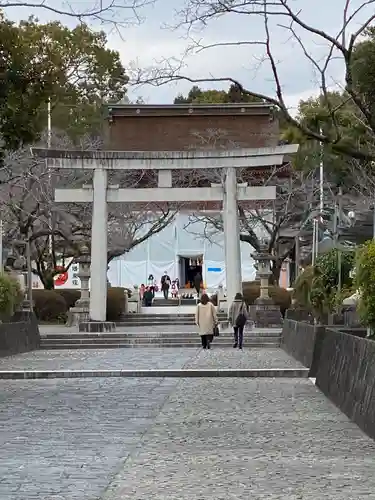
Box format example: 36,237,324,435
209,282,291,314
32,289,68,323
242,281,291,315
55,289,80,309
32,287,128,323
107,287,127,321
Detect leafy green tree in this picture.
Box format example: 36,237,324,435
356,240,375,329
0,15,128,152
294,249,354,321
0,14,54,152
272,29,375,163
174,84,263,104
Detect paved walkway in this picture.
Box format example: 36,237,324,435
0,349,374,499
0,348,298,371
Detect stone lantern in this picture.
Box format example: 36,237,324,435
252,242,273,303
251,241,282,327
66,245,91,326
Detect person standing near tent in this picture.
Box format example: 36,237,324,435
228,292,249,350
161,271,171,299
194,271,202,298
143,287,154,307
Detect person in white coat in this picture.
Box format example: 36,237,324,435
195,293,218,349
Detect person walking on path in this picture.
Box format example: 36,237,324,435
228,292,249,349
161,271,171,300
195,293,218,350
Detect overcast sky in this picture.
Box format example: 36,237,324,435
5,0,374,112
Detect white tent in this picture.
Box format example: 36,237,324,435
107,213,257,289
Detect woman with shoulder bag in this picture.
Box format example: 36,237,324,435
228,292,249,350
195,293,218,350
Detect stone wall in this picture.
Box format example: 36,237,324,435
281,319,324,375
281,320,367,377
0,314,40,358
316,329,375,441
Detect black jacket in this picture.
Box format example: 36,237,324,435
161,275,171,288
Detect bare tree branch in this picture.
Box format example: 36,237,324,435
0,129,178,287
0,0,153,30
131,0,375,161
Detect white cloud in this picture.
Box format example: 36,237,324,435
106,0,349,106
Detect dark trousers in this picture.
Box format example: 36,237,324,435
201,334,211,349
233,326,244,347
194,285,200,296
163,287,169,299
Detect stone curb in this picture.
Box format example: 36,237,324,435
0,368,309,380
39,343,281,350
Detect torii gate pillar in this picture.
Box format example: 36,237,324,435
224,167,242,302
91,168,108,322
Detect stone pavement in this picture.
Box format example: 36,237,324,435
1,348,375,499
0,348,300,371
0,348,194,371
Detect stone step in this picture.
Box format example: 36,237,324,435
148,302,179,307
40,337,280,346
117,316,228,326
122,313,194,319
121,314,227,320
116,321,197,326
0,367,309,380
180,299,198,305
41,332,281,340
39,342,281,349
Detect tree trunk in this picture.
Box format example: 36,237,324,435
33,269,55,290
43,275,55,290
35,260,55,290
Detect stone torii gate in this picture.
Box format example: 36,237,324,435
32,145,298,328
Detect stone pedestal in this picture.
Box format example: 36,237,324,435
79,321,116,333
251,243,282,327
67,246,91,326
128,299,139,313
